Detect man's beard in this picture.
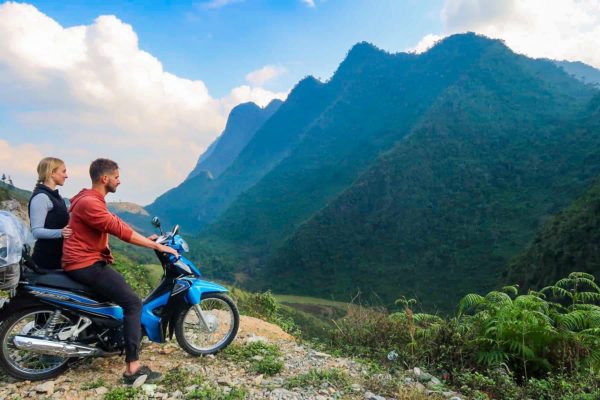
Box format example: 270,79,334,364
106,183,117,193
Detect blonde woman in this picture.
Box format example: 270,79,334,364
28,157,72,269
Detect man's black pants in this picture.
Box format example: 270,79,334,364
66,261,142,363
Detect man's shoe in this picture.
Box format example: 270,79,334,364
122,365,162,385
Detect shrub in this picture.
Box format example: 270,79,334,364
229,289,300,335
459,273,600,378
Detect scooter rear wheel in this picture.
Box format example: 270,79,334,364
0,307,71,380
175,293,239,356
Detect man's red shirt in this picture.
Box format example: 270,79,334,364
62,189,133,271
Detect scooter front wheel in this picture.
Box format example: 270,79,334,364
175,293,239,356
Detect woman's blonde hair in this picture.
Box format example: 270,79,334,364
37,157,65,184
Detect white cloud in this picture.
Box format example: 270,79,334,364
226,85,288,108
245,65,287,86
0,2,287,204
301,0,316,8
413,0,600,69
408,34,444,54
0,140,45,182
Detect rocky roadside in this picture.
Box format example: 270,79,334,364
0,316,463,400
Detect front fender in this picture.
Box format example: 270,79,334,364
184,279,228,305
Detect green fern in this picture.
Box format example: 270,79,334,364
458,272,600,376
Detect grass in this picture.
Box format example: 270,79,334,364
251,356,284,376
274,294,352,309
81,377,106,390
223,341,284,376
285,368,351,390
186,386,247,399
104,387,139,400
142,264,164,287
161,366,204,391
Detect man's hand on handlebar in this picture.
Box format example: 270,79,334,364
157,243,179,258
147,234,159,241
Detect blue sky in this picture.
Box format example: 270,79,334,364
26,0,444,96
1,0,599,203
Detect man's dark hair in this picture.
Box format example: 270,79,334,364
89,158,119,182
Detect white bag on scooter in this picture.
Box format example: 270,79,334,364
0,211,34,290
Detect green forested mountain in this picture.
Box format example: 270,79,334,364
0,181,31,204
146,33,599,312
555,60,600,86
252,42,600,310
146,76,336,230
506,150,600,291
206,35,499,255
187,100,282,181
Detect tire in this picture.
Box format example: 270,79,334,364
175,293,239,356
0,307,71,380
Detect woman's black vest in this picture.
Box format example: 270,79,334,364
28,184,69,269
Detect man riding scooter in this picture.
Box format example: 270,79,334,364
62,158,178,384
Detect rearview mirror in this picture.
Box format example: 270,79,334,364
151,216,161,229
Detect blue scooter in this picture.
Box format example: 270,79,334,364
0,216,239,381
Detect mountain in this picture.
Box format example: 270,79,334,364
505,165,600,290
204,35,510,260
187,100,283,181
0,181,31,205
250,37,600,310
554,60,600,86
147,75,338,231
147,33,599,311
0,181,32,223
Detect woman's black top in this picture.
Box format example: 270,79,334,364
27,184,69,269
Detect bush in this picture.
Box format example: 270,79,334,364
111,254,153,296
459,273,600,378
229,288,300,335
315,272,600,396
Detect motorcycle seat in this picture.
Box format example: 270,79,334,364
22,270,110,302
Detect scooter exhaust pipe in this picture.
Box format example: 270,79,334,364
12,335,103,358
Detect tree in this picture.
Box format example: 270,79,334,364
1,174,5,183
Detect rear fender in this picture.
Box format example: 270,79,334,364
0,294,45,322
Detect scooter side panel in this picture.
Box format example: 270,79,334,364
24,286,124,320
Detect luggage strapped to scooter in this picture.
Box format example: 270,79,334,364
0,211,35,291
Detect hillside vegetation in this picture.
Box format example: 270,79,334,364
506,174,600,290
170,34,600,311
